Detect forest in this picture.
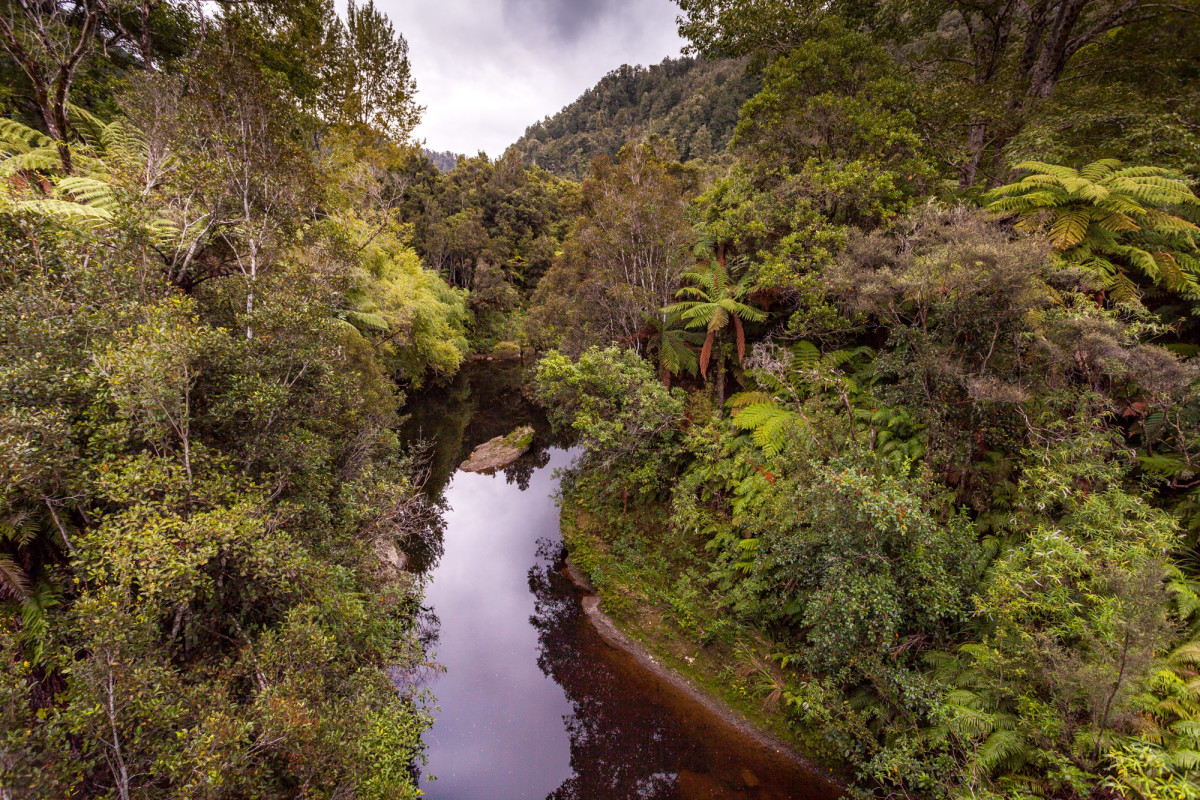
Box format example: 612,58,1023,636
510,55,760,178
1,0,1199,799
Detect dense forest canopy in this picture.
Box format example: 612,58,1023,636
0,1,455,797
2,0,1200,798
531,2,1200,800
509,56,760,178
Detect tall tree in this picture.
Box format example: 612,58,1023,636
320,0,421,139
530,138,696,354
674,0,1200,186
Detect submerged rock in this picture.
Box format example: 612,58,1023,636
459,425,534,473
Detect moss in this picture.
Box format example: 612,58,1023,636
503,425,535,450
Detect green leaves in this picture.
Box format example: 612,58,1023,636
666,257,768,378
729,401,799,457
987,158,1200,305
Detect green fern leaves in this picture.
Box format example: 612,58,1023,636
987,159,1200,307
0,109,180,244
729,399,798,457
665,257,767,378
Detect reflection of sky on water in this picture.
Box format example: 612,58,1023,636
419,449,577,799
408,365,840,800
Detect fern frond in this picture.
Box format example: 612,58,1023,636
18,198,113,226
1170,642,1200,668
1094,211,1140,233
790,340,821,367
1011,161,1079,180
728,391,775,410
0,554,30,600
1050,208,1092,248
0,117,51,153
976,729,1029,774
1080,159,1123,181
0,147,64,177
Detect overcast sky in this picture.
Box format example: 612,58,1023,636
372,0,686,156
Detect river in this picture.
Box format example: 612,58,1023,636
402,365,839,800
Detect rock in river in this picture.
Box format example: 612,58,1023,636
459,426,534,473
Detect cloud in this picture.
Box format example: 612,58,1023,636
500,0,637,43
374,0,684,156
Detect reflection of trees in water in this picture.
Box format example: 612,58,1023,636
528,539,697,800
502,446,552,491
401,364,570,573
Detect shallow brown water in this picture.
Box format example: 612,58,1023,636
404,366,840,800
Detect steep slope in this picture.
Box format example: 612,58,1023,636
508,56,759,179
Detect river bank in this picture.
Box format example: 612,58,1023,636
557,494,855,790
401,363,842,799
563,555,845,793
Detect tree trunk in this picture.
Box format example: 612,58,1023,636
716,335,727,408
958,121,988,189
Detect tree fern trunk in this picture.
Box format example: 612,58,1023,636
716,334,726,409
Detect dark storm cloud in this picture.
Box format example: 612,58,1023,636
378,0,683,154
501,0,640,43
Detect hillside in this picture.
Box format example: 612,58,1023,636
423,148,462,172
508,56,759,178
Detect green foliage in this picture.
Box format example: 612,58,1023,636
319,0,422,139
988,159,1200,307
530,138,695,355
399,148,580,308
337,216,470,384
536,347,688,500
690,162,847,293
756,457,979,677
730,18,934,226
510,56,761,178
0,10,443,796
666,254,767,381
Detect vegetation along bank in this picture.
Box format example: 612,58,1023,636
1,0,1200,798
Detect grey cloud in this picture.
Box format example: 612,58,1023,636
500,0,639,43
379,0,683,154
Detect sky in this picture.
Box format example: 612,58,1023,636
374,0,686,156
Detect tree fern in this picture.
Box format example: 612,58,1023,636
987,159,1200,307
649,309,703,384
0,112,179,245
665,256,767,378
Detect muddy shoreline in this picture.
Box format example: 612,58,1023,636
563,557,846,796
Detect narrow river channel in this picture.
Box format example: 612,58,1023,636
403,366,839,800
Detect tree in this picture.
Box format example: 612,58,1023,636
729,18,932,225
987,159,1200,307
665,253,766,404
320,0,421,139
674,0,1200,187
529,138,695,354
0,0,102,171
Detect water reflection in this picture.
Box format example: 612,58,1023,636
403,365,838,800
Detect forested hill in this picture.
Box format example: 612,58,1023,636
508,56,759,178
423,148,462,172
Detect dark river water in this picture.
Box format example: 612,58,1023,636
402,365,840,800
